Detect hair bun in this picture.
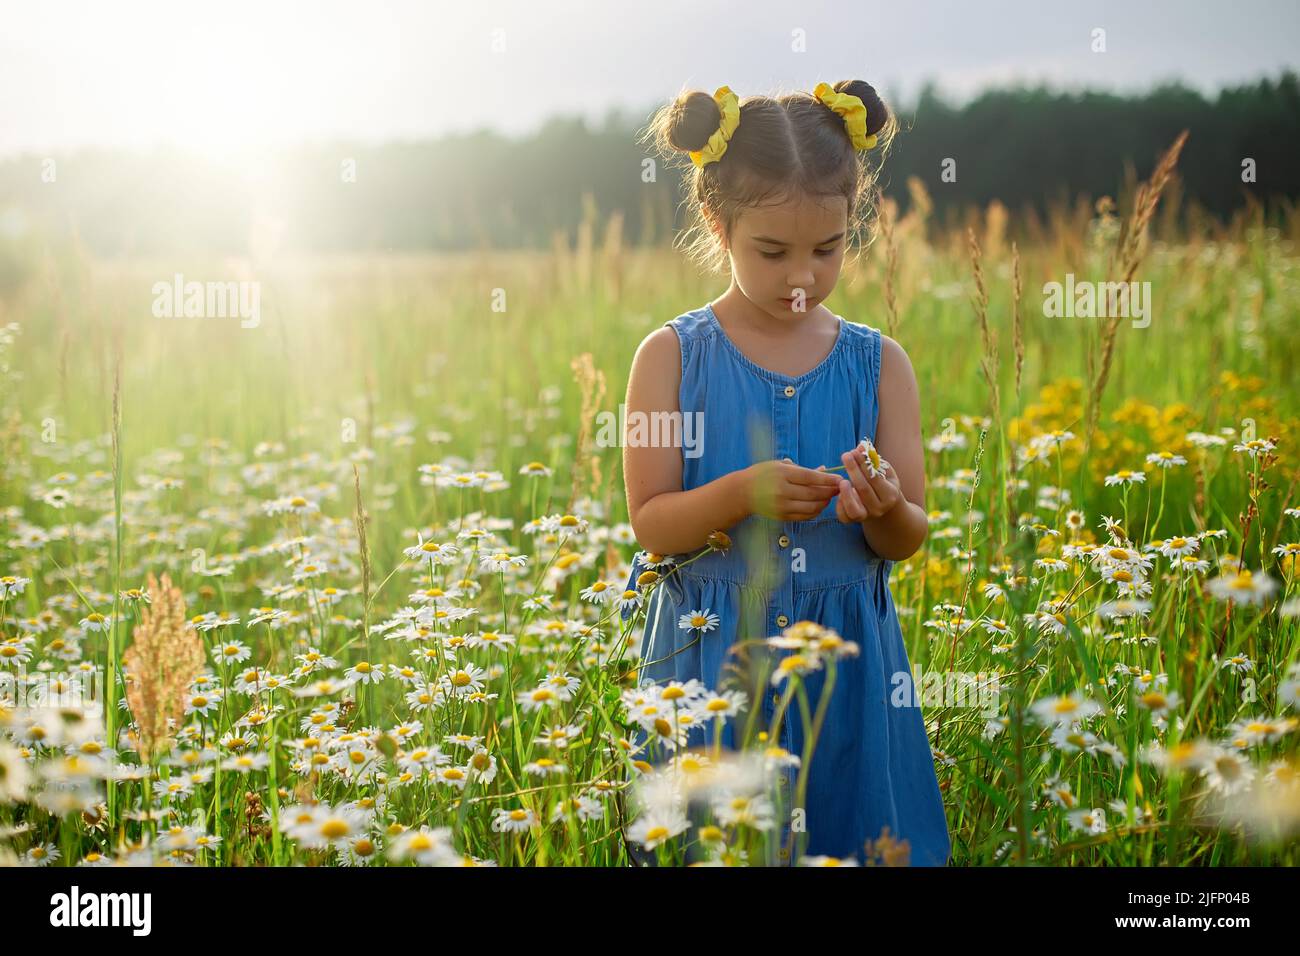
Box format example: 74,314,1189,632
832,80,890,137
667,89,727,154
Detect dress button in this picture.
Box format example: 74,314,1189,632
778,534,790,548
775,614,789,628
783,385,796,398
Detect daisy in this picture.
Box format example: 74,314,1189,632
403,537,460,565
523,757,566,777
1067,807,1107,835
625,807,690,849
213,640,252,664
800,854,861,867
465,630,516,651
479,550,527,574
1096,545,1153,571
184,690,223,716
855,437,888,478
700,689,747,720
291,677,355,699
1043,778,1077,809
678,609,720,635
540,671,580,701
1029,693,1103,727
77,612,114,634
579,580,615,605
1104,469,1146,487
466,749,498,784
1158,536,1200,559
24,843,61,866
346,661,384,685
1205,569,1278,606
387,826,459,865
1145,451,1187,469
1200,746,1255,795
770,653,822,686
518,461,552,478
516,686,562,713
1232,438,1276,458
980,618,1013,637
220,753,270,773
491,806,538,833
1176,554,1211,574
0,575,31,599
293,805,371,850
1220,655,1255,676
1186,431,1227,449
1223,717,1289,747
0,638,33,667
1135,689,1179,714
439,664,489,696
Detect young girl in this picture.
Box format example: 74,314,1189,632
619,80,951,866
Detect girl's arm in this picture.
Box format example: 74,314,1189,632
847,334,929,561
623,327,752,555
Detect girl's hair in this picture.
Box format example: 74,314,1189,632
640,80,897,274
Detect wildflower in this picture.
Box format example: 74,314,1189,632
1232,438,1276,458
1135,689,1179,714
1220,655,1254,676
491,806,538,833
518,461,552,478
1158,536,1199,559
625,807,690,849
1066,807,1107,835
1029,693,1103,727
1103,469,1146,487
213,640,252,664
770,653,822,686
1145,451,1187,469
387,826,459,865
516,686,561,713
182,686,223,717
678,609,720,635
579,580,615,605
1205,568,1278,606
479,550,527,573
0,575,31,599
856,437,889,478
523,757,566,777
403,537,460,565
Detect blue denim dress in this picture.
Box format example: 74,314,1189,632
622,303,951,866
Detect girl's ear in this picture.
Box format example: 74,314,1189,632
707,214,729,252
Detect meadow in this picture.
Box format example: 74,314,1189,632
2,146,1299,866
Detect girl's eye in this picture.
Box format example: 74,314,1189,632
759,248,838,260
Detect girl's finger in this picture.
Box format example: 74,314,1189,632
845,455,884,513
843,480,868,520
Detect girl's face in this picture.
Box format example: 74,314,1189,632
716,192,849,320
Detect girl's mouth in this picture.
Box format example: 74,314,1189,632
779,296,817,307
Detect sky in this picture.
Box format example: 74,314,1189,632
1,0,1297,158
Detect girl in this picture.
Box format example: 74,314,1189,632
619,80,951,866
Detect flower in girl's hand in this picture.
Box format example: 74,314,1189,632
678,609,721,635
836,439,904,522
856,437,888,478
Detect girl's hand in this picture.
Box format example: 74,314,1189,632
743,459,841,522
834,446,904,522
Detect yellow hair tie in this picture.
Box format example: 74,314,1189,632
689,85,741,168
814,81,877,151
